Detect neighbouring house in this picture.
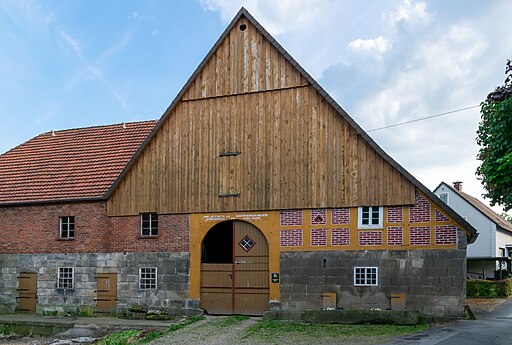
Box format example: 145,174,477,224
434,181,512,280
0,8,476,318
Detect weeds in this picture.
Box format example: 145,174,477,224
95,314,205,345
243,320,429,341
95,330,140,345
216,315,250,327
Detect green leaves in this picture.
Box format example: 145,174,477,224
476,61,512,211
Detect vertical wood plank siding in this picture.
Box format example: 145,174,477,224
107,18,415,216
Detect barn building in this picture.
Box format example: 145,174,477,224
0,8,476,318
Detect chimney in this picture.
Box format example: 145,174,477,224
453,181,463,192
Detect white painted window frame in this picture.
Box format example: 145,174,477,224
57,267,74,289
437,193,449,204
59,216,75,239
354,267,378,286
140,213,158,236
357,206,383,229
139,267,157,290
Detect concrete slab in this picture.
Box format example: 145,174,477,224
0,313,175,330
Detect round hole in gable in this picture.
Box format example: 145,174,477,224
239,24,247,31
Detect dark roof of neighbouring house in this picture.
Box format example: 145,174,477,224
435,182,512,234
0,120,156,205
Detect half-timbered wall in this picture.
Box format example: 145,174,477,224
107,17,415,216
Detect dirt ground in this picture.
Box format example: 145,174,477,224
0,299,506,345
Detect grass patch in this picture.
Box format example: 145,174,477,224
168,315,205,332
243,320,429,341
95,315,205,345
216,315,250,327
95,330,140,345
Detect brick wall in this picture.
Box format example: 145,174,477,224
280,229,303,247
410,193,431,223
0,202,190,254
280,210,303,226
310,209,327,225
331,228,350,246
435,209,450,222
435,225,457,245
311,229,327,246
410,226,431,245
331,208,350,224
358,231,383,246
387,226,403,245
386,207,403,223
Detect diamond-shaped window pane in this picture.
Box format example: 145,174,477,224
239,235,255,252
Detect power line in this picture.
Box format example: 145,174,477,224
366,105,480,133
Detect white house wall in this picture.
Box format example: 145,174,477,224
496,229,512,256
434,183,494,257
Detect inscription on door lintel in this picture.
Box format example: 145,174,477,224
203,213,268,222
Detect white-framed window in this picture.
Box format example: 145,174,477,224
140,213,158,236
58,267,74,289
437,193,449,204
354,267,378,286
139,267,157,290
60,216,75,239
358,207,383,229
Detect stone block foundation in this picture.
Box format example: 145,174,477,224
0,252,194,316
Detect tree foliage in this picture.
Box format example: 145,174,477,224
501,212,512,224
476,60,512,211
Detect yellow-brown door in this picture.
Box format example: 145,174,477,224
200,220,269,315
96,273,117,314
17,272,37,313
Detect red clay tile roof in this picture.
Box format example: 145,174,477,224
0,121,156,204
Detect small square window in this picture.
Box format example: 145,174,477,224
59,216,75,239
58,267,74,289
358,207,382,229
354,267,378,286
437,193,448,204
139,267,157,290
140,213,158,236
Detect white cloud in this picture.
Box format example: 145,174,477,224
347,36,390,57
199,0,328,35
384,0,429,26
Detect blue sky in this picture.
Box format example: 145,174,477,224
1,0,511,213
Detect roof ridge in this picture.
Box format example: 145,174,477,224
42,119,157,135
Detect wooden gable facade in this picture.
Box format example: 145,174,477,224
107,12,416,216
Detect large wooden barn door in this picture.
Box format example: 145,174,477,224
233,221,269,315
96,273,117,315
200,220,269,315
17,272,37,313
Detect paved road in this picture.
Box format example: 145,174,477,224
382,300,512,345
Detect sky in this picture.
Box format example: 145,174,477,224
0,0,511,214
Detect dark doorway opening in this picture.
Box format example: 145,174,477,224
201,220,233,263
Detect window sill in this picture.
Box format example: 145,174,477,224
138,235,159,239
57,238,75,241
357,227,383,230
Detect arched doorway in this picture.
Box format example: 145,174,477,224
200,220,269,315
